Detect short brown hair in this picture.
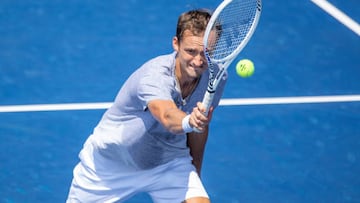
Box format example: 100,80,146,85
176,9,211,42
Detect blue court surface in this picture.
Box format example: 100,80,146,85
1,0,359,202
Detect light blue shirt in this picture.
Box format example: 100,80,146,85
87,52,227,169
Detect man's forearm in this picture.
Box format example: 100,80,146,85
187,125,209,177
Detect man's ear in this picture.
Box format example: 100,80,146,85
172,36,179,52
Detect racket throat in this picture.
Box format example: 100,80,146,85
206,88,216,94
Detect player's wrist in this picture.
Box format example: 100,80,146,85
182,114,193,133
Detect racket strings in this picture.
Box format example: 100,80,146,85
209,0,258,60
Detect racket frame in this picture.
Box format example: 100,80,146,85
201,0,262,115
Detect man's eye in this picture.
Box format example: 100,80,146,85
186,49,196,55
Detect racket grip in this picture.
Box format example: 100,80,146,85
192,91,214,133
202,90,215,116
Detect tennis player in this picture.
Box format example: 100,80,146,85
67,9,227,203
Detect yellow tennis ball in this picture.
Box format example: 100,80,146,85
236,59,255,78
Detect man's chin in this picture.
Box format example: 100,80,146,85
187,66,203,78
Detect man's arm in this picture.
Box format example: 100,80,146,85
187,125,209,177
148,100,209,134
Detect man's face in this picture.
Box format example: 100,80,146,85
173,30,208,80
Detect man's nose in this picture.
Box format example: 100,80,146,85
193,54,205,67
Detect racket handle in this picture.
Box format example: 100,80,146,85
192,90,214,133
202,90,215,116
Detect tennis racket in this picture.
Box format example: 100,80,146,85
201,0,262,115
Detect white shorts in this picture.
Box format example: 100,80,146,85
66,141,208,203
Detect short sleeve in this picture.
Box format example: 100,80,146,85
137,68,175,110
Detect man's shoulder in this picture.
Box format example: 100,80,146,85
140,52,176,76
147,52,176,65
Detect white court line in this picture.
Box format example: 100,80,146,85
311,0,360,36
0,95,359,113
219,95,360,106
0,102,113,113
